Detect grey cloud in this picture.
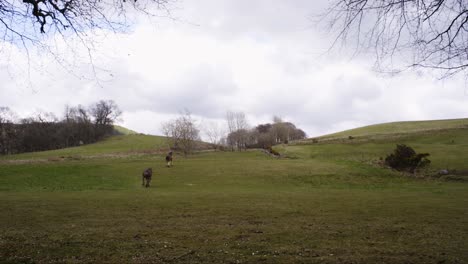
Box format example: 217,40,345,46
178,0,322,39
1,0,467,137
100,62,238,118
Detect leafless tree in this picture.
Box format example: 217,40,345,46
33,110,58,123
0,101,123,154
0,0,174,83
1,0,173,47
203,121,224,150
162,110,200,156
0,106,16,123
225,111,249,151
271,116,288,144
89,99,122,139
0,106,17,154
90,100,122,126
62,104,94,145
322,0,467,78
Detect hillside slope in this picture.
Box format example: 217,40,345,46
1,120,467,263
0,134,169,160
286,118,468,172
113,125,138,135
305,118,468,143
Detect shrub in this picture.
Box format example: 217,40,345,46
385,144,430,173
348,136,354,140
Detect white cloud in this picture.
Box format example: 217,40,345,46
0,0,467,138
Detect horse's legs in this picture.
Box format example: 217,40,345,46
146,178,151,188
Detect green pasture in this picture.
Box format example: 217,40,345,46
0,134,167,161
1,122,467,263
113,125,139,135
309,118,468,142
287,128,468,171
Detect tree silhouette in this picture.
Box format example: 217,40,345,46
323,0,467,78
0,0,173,83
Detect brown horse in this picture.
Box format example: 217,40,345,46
165,151,173,167
142,168,152,187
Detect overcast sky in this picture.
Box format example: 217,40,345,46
0,0,467,138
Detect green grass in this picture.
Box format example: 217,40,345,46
0,134,168,161
288,128,468,171
1,125,468,263
309,118,468,142
113,125,139,135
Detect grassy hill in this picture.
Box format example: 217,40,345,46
0,134,169,161
113,125,139,135
287,128,468,172
1,121,467,263
305,118,468,143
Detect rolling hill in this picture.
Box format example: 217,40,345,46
303,118,468,143
113,125,139,135
1,120,467,263
0,133,169,161
287,118,468,172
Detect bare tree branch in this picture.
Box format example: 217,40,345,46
321,0,468,78
0,0,174,86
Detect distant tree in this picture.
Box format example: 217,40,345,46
225,111,249,151
90,100,121,126
0,101,122,155
289,126,306,141
323,0,468,78
162,110,200,156
0,107,17,154
20,112,60,152
256,123,272,134
90,100,122,140
203,121,224,151
246,117,307,149
252,124,275,148
226,128,250,151
61,104,94,146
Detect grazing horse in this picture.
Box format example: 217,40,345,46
142,168,152,187
165,151,173,167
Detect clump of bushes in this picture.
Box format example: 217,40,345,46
385,144,430,173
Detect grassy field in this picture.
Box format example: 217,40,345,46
306,118,468,143
0,134,168,161
1,121,467,263
113,125,139,135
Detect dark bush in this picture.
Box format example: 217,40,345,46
348,136,354,140
385,144,430,173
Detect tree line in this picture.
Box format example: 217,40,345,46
224,112,306,151
1,104,305,156
162,111,306,155
0,100,121,155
